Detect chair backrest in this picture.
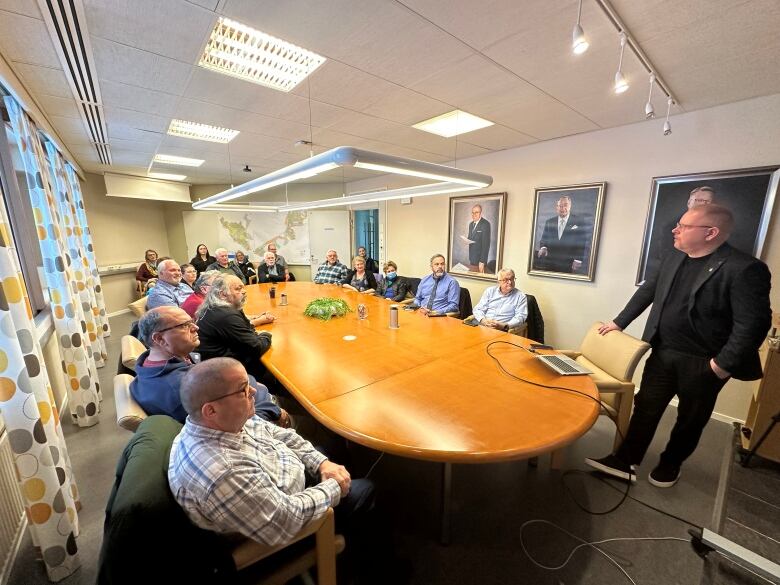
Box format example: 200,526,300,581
456,287,472,319
404,276,421,295
97,416,236,584
579,322,651,382
120,335,146,370
127,296,147,318
525,294,545,343
114,374,148,432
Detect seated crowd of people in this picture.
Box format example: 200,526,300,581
128,241,528,582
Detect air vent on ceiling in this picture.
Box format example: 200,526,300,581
37,0,111,165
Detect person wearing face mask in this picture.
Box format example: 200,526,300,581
374,261,410,302
413,254,460,316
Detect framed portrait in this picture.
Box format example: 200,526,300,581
447,192,507,281
527,182,607,281
636,166,779,284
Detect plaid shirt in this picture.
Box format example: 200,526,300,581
168,416,341,546
313,260,348,284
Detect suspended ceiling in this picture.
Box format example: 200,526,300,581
1,0,779,185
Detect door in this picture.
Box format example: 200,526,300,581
308,210,351,279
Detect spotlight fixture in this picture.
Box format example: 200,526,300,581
571,0,589,55
613,33,629,94
243,164,252,173
645,74,656,119
663,98,673,136
295,140,313,147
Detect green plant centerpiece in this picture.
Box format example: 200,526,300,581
303,297,352,321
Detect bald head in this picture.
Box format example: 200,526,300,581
689,203,734,237
180,358,246,422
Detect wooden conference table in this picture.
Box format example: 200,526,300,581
247,282,599,541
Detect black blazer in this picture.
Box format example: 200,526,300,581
614,243,771,380
375,277,410,302
341,270,377,291
258,263,286,283
467,218,491,265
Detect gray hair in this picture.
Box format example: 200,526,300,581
195,275,233,319
138,308,166,346
180,357,245,421
157,258,178,272
263,251,276,262
214,247,228,255
498,268,516,281
430,253,445,264
556,196,572,205
193,269,219,292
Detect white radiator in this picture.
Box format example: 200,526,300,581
0,421,26,585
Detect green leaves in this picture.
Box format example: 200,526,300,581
303,297,352,321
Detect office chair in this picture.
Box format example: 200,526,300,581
560,322,650,449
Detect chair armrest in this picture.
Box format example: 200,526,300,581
113,374,147,432
248,275,258,285
121,335,146,370
399,298,414,305
559,350,581,359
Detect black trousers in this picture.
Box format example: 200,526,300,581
616,348,729,467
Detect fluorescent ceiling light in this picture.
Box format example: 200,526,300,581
153,154,204,167
167,119,239,143
192,146,492,212
148,172,187,181
199,17,326,93
412,110,493,138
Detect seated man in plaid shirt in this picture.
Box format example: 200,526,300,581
313,249,348,284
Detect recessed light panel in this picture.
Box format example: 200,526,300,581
152,154,204,167
199,17,326,92
412,110,494,138
167,119,239,143
148,172,187,181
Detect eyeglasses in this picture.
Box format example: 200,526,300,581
675,222,713,230
209,385,251,402
499,277,515,283
156,319,196,333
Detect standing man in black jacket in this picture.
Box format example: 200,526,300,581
586,204,771,487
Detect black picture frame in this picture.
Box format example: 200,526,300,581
528,182,607,282
636,167,779,284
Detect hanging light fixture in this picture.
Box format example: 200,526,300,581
663,98,673,135
645,74,656,119
572,0,589,55
613,33,629,94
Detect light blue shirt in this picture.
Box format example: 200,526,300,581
472,286,528,328
414,273,460,313
146,280,193,309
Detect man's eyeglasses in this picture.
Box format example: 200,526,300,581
675,222,713,230
210,385,251,402
499,277,516,283
156,319,196,333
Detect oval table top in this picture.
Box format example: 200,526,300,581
246,281,599,463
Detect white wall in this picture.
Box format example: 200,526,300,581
361,93,780,422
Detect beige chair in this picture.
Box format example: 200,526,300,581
561,322,651,449
127,296,147,318
120,335,146,370
113,373,148,432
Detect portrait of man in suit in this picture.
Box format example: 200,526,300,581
448,193,507,281
528,183,606,282
535,196,588,273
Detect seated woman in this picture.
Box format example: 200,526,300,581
189,243,215,275
341,256,377,293
180,263,198,290
235,250,257,282
136,249,158,292
374,260,410,302
257,251,286,283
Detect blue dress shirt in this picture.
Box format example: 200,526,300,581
146,280,193,309
414,273,460,313
472,286,528,328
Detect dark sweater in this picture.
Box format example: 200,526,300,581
196,305,272,379
130,350,280,422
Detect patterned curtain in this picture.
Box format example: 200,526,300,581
0,191,81,580
4,97,101,427
64,161,111,338
44,141,109,361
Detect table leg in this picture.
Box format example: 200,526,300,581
440,462,452,545
551,448,566,469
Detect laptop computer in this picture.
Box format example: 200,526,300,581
536,354,592,376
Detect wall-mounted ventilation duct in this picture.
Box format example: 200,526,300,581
37,0,111,165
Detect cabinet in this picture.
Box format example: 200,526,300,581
741,340,780,463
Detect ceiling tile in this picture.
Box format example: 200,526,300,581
361,86,451,125
457,124,537,151
85,0,215,63
0,11,60,68
0,0,42,18
100,80,180,117
91,37,193,94
36,94,81,118
12,63,72,99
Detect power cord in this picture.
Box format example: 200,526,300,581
519,519,690,585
